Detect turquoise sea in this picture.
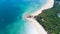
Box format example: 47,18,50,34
0,0,47,34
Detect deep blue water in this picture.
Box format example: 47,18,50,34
0,0,47,34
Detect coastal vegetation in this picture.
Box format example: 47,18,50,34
36,0,60,34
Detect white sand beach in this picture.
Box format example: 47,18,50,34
32,0,54,16
23,0,54,34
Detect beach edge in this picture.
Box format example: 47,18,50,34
23,0,54,34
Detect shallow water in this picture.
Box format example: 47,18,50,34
0,0,47,34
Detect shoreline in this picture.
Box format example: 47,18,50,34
23,0,54,34
31,0,54,16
